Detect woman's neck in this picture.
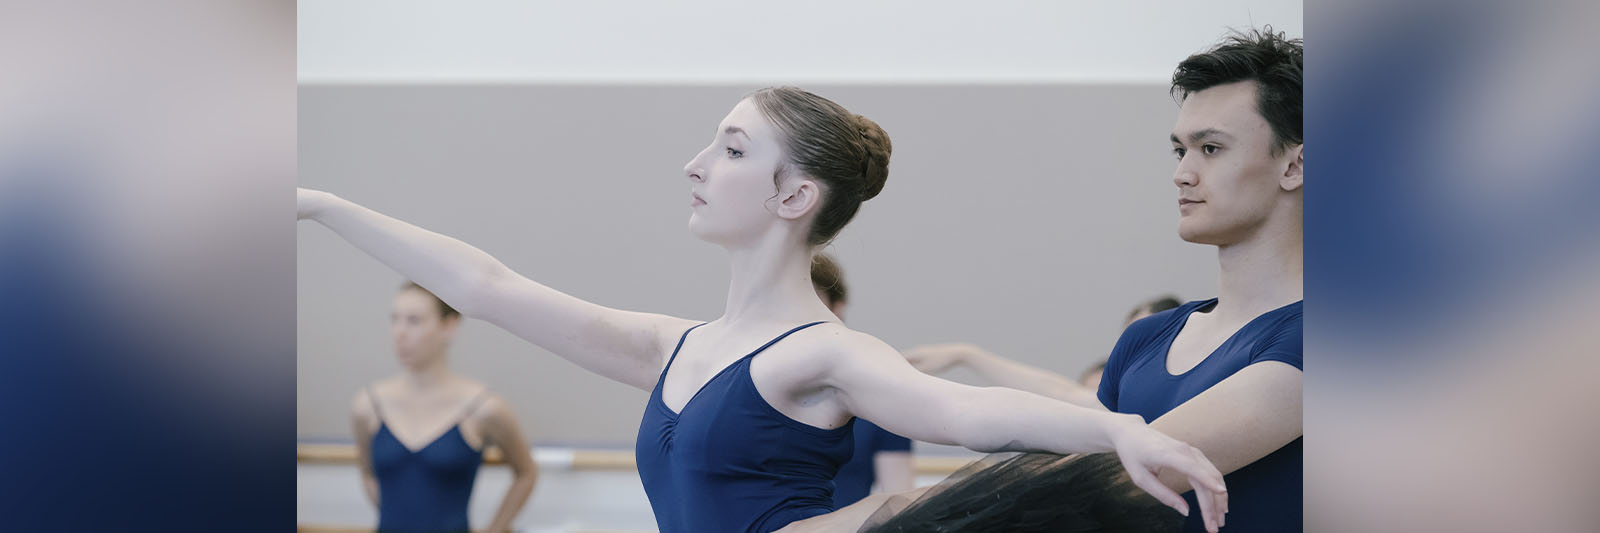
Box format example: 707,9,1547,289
400,355,454,389
721,236,834,330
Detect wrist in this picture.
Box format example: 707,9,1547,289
1100,412,1146,451
300,190,341,220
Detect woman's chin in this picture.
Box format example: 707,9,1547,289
686,218,723,244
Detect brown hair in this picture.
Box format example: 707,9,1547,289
810,253,848,307
1125,295,1182,324
748,87,891,246
399,281,459,319
1079,360,1108,386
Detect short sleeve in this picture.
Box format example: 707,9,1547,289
1098,303,1194,411
1251,312,1303,371
1097,319,1153,411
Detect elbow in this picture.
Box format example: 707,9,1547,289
945,405,1007,452
947,391,1041,453
515,466,539,490
517,461,540,481
450,267,509,319
511,452,540,480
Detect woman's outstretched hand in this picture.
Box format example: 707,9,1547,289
1107,414,1229,532
297,187,333,220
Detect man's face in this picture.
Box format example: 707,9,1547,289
1170,80,1302,246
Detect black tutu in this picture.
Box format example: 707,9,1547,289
857,452,1183,532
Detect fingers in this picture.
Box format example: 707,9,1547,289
1187,446,1228,503
1145,446,1227,531
1114,429,1229,529
1124,463,1189,518
1194,480,1218,532
1196,478,1227,532
1215,481,1229,528
1163,446,1226,495
1195,447,1228,523
1171,447,1226,531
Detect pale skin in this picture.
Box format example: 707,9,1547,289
299,96,1228,530
903,342,1106,409
349,288,537,533
902,306,1154,407
889,78,1302,533
1152,78,1303,499
819,294,914,495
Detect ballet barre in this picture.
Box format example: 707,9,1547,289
297,444,975,474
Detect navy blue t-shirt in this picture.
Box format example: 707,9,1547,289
1098,298,1302,532
831,419,912,508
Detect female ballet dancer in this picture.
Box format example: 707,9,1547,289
298,86,1227,533
351,282,537,532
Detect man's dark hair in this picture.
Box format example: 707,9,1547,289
1172,26,1303,155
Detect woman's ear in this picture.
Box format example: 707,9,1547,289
776,178,823,221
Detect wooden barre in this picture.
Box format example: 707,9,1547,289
297,444,975,475
297,443,514,464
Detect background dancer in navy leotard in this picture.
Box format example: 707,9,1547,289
350,282,538,532
299,86,1229,533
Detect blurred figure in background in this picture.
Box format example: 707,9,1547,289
901,295,1183,409
1083,295,1183,391
1125,295,1183,326
809,253,916,507
350,282,538,533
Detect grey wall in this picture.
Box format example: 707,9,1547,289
296,84,1218,444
